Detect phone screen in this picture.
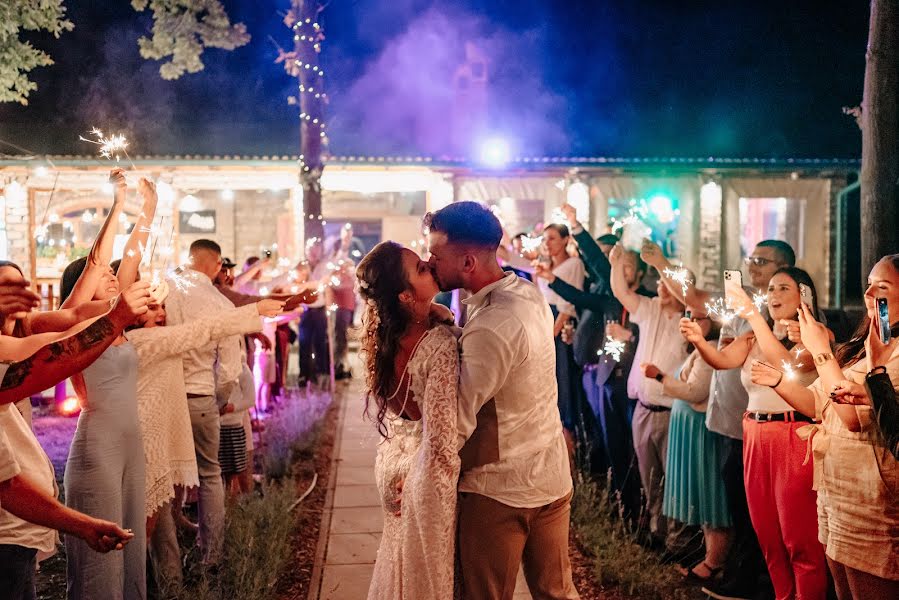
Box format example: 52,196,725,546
877,297,891,344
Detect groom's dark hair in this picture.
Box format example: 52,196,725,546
422,201,503,250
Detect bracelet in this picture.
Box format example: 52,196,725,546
770,372,784,389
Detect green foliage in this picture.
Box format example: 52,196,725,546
570,473,702,600
131,0,250,80
0,0,73,105
1,1,250,104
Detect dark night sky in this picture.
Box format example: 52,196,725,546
0,0,870,159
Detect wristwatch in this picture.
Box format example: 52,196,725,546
814,352,835,366
654,372,664,382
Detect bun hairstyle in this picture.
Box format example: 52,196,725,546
356,241,412,437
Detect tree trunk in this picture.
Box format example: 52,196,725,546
861,0,899,275
292,0,327,245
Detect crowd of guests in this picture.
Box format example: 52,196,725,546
494,203,898,600
0,170,363,599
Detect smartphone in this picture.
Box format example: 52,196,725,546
799,283,813,309
723,269,742,305
877,297,891,344
684,309,692,321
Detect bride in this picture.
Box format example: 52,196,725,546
356,241,461,599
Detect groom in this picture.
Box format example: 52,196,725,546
425,202,579,600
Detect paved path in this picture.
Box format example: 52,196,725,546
310,376,533,599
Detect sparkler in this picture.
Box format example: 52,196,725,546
550,207,568,225
662,267,693,299
752,292,768,312
704,297,744,325
79,127,132,164
520,234,543,254
780,359,803,381
601,336,626,362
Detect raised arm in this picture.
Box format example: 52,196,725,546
609,244,642,315
727,284,813,372
28,300,113,335
560,203,611,284
543,273,608,313
681,318,754,370
61,169,126,309
641,239,714,309
0,282,150,405
233,258,269,289
117,178,159,289
131,301,277,363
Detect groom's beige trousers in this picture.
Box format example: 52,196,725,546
458,490,580,600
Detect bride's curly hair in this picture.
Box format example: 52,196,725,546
356,241,413,437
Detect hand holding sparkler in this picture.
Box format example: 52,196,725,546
559,203,579,228
533,262,555,283
605,322,633,343
829,380,872,407
283,288,319,311
750,360,784,388
679,317,706,344
640,239,666,270
256,298,286,318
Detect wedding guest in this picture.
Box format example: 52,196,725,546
643,311,733,583
0,260,114,427
752,254,899,599
0,399,133,599
683,267,827,600
164,239,244,566
642,238,796,599
298,239,331,386
536,224,586,449
58,171,152,600
610,243,689,549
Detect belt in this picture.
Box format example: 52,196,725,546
744,411,815,424
186,393,211,399
638,401,671,413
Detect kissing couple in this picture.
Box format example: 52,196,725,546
357,202,580,600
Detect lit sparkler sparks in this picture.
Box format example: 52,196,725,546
601,336,626,362
520,234,543,254
780,359,804,381
752,292,768,312
79,128,130,162
663,267,693,299
705,297,744,325
550,207,568,225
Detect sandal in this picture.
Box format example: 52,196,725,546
681,561,723,584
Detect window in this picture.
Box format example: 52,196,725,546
739,197,806,260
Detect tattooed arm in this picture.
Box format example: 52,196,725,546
0,281,150,405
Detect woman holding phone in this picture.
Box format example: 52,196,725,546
682,267,827,600
751,255,899,599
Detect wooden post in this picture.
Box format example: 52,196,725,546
861,0,899,275
290,0,327,246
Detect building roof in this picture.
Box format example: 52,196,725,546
0,153,860,174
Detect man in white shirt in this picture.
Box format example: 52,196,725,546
0,363,134,598
609,244,689,548
165,239,243,565
426,202,579,600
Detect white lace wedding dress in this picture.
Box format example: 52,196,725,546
367,325,461,600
